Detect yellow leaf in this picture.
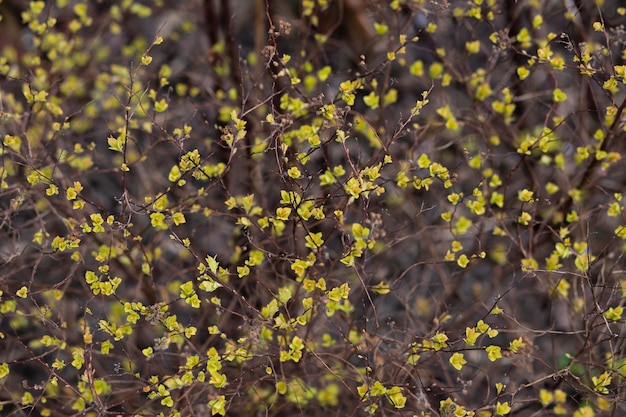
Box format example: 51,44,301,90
449,352,467,370
16,286,28,298
486,345,502,361
495,401,511,415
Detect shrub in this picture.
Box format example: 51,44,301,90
1,1,625,416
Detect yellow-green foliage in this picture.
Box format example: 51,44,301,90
1,1,625,416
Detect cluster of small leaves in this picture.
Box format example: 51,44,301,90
1,0,626,416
